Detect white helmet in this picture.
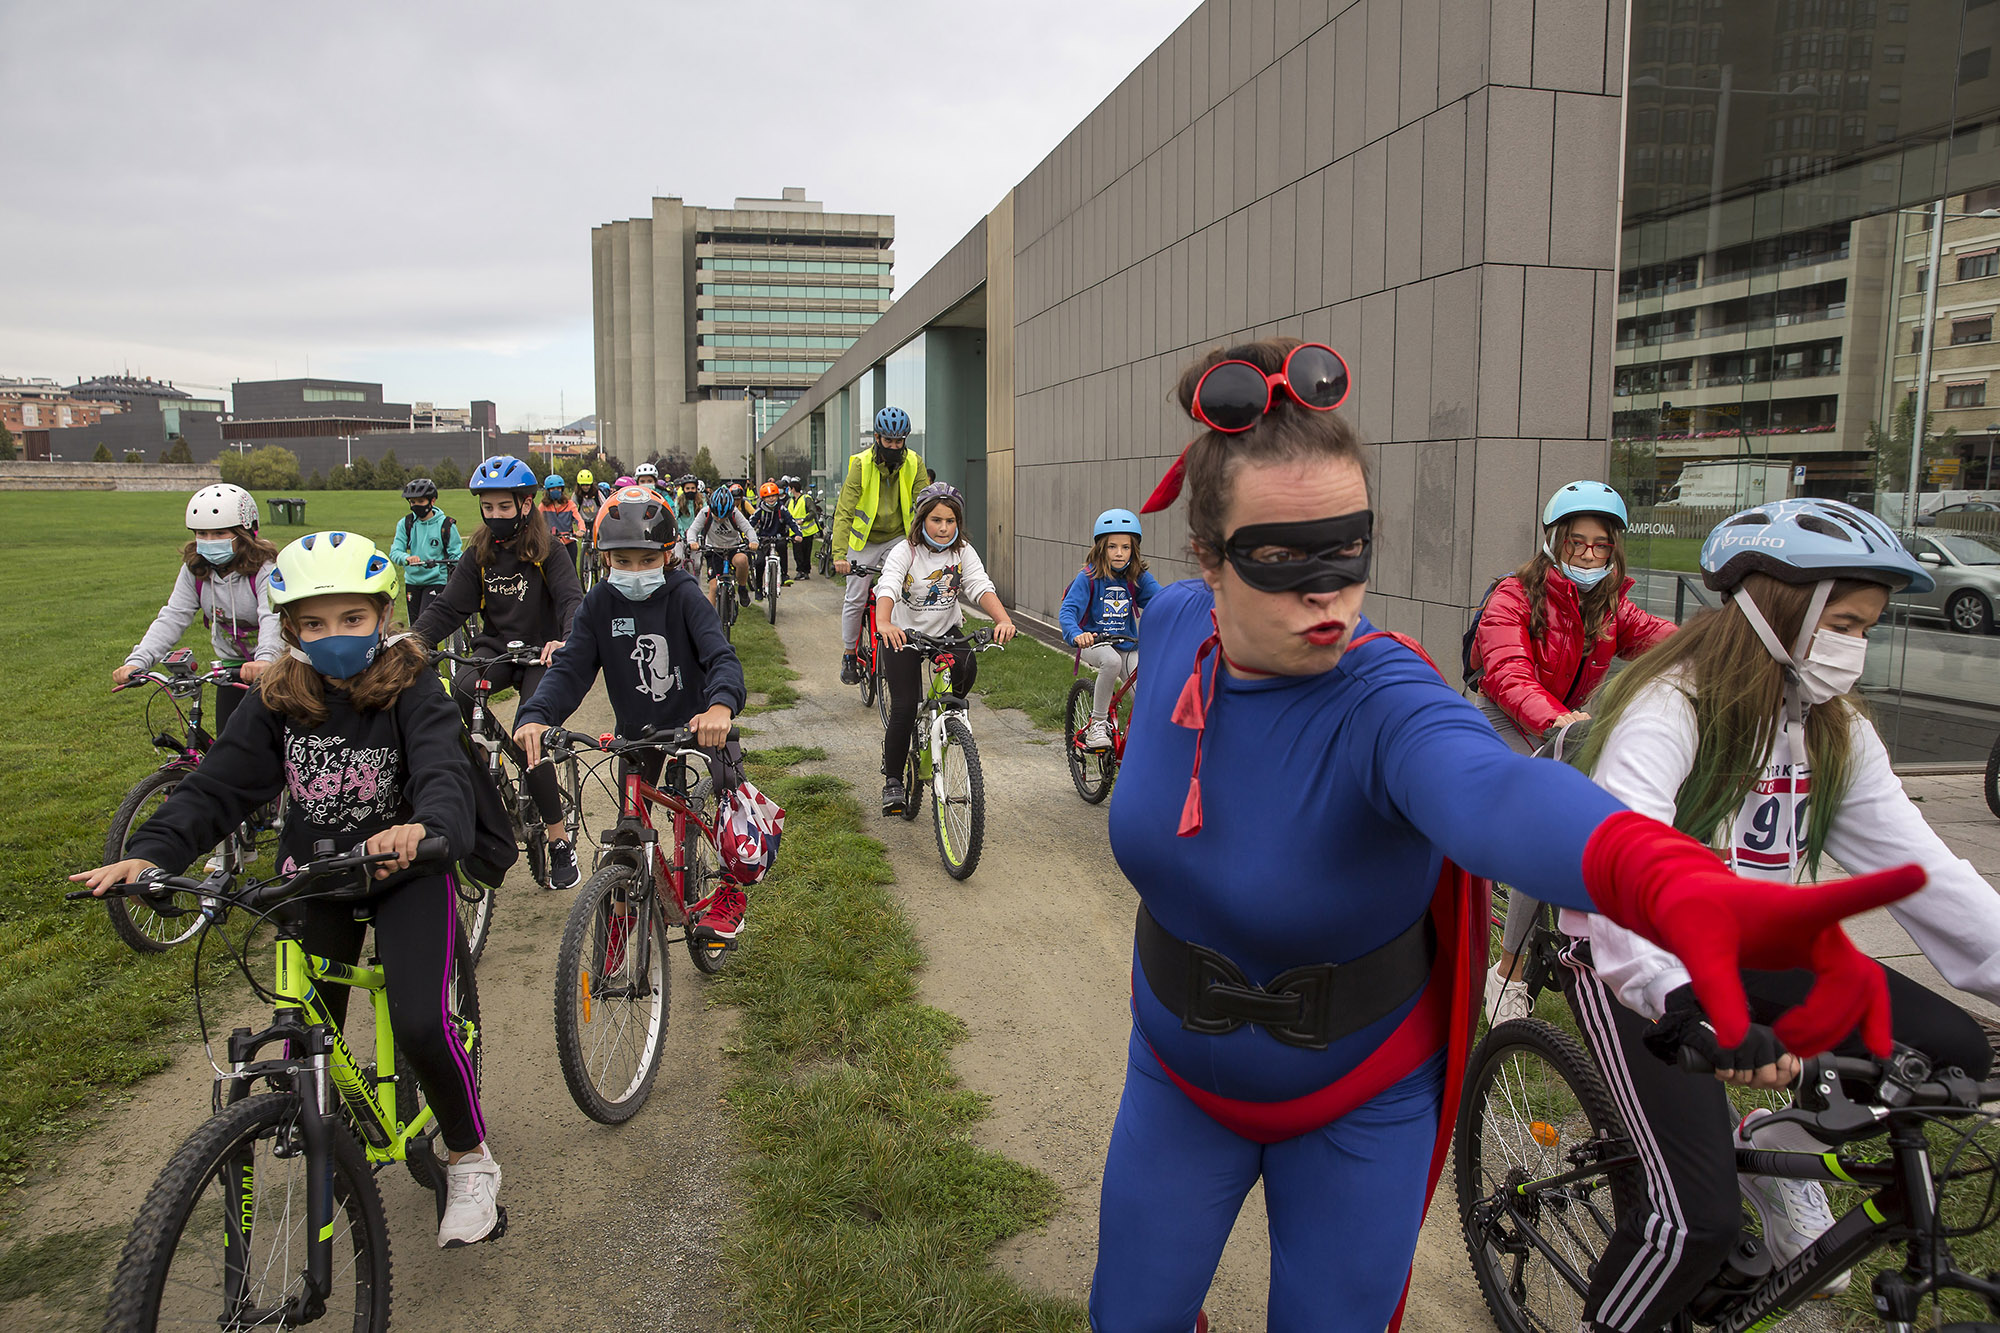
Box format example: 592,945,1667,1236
634,462,660,481
186,483,259,532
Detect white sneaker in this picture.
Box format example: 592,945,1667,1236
438,1145,503,1248
1083,717,1113,750
1735,1108,1849,1296
1484,963,1533,1024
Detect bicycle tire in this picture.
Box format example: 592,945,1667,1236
454,866,496,967
859,639,878,707
766,557,779,625
103,768,211,953
875,656,890,730
1065,679,1116,804
679,777,733,975
104,1092,390,1333
1986,733,2000,820
1456,1017,1645,1333
901,728,924,822
554,863,670,1123
720,579,736,642
401,936,483,1191
933,714,986,880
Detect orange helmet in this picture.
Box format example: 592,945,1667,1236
758,481,782,500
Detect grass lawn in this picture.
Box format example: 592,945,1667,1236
964,624,1083,734
1628,534,1702,573
0,488,481,1193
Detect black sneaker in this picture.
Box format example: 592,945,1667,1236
548,840,581,890
840,654,860,685
881,780,906,817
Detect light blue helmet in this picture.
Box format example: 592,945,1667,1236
1701,498,1933,595
874,406,911,440
544,473,565,490
1543,480,1629,529
1094,508,1142,540
469,455,538,492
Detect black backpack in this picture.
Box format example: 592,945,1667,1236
389,688,519,888
398,511,457,558
1460,576,1506,691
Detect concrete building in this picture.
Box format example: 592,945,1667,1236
43,376,226,462
591,187,894,475
1890,189,2000,490
0,376,114,440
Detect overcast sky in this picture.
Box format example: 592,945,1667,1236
1,0,1192,430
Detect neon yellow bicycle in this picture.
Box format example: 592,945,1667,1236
79,837,489,1332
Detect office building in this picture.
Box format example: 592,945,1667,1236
591,187,894,474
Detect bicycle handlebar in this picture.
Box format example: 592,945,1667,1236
541,724,741,760
429,642,545,670
901,628,1003,655
1679,1043,2000,1114
114,664,246,696
69,836,451,912
1078,634,1139,650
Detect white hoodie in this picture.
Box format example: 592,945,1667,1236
1566,673,2000,1019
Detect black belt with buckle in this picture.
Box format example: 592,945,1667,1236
1134,903,1436,1051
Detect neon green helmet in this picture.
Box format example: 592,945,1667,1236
268,531,398,606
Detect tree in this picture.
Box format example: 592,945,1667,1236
220,445,302,491
124,450,143,463
659,450,692,480
1866,395,1960,499
347,455,378,490
327,465,352,491
692,446,720,487
0,423,15,460
375,449,408,491
92,443,114,462
158,438,194,464
305,470,327,491
433,456,463,489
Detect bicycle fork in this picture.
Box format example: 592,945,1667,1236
222,1027,337,1325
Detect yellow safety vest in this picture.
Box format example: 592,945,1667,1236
847,451,922,553
788,493,820,537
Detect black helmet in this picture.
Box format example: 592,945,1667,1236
592,485,679,551
402,477,439,502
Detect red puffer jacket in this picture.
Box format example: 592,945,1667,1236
1473,571,1675,741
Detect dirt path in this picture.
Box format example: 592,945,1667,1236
751,576,1491,1332
2,681,744,1333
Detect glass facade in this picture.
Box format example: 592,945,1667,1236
697,258,891,274
702,308,879,324
1616,0,2000,763
699,333,859,349
697,282,888,299
697,359,838,375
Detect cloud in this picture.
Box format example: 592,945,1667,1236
0,0,1190,427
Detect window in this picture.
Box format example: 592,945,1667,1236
1879,85,1902,102
1963,48,1993,85
1917,267,1931,290
1913,327,1927,353
1877,122,1899,141
1664,108,1689,139
1958,250,2000,280
1953,315,1994,344
302,387,364,403
1884,43,1905,62
1969,187,2000,213
1946,382,1988,408
1886,2,1908,17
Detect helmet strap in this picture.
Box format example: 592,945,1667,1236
1729,580,1832,730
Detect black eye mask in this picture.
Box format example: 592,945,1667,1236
1222,511,1373,593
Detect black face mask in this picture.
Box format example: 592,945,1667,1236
411,504,433,519
875,444,905,473
486,513,523,541
1222,511,1373,594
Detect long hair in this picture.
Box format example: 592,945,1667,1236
466,491,553,565
1511,516,1630,644
181,526,279,581
1171,338,1370,566
1577,572,1870,876
910,489,966,553
256,596,431,725
1086,534,1148,582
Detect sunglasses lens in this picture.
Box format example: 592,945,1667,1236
1195,362,1269,431
1286,345,1351,410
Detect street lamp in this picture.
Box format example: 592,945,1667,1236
745,387,767,488
1898,203,2000,528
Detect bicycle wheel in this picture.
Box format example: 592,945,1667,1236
103,769,216,953
720,579,736,641
104,1092,389,1333
554,863,670,1123
677,777,733,975
901,726,924,822
874,653,890,730
859,638,878,707
1986,732,2000,820
766,558,779,624
454,866,496,967
1065,679,1116,804
401,933,483,1190
1456,1018,1643,1333
933,714,986,880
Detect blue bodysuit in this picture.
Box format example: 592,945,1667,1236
1092,579,1627,1332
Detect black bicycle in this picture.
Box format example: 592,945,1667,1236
762,540,783,625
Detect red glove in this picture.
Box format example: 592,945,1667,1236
1583,811,1923,1057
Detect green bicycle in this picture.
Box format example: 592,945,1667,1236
80,837,490,1332
893,628,1002,880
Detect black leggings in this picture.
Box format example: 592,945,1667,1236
405,584,441,627
1565,949,1990,1331
300,872,486,1152
451,661,565,826
794,534,814,575
882,638,977,777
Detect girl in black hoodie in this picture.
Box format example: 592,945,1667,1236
75,530,505,1249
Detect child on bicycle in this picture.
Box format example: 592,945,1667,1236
680,488,758,614
1059,508,1163,750
874,482,1017,816
412,455,586,889
1471,480,1675,1024
750,481,803,591
116,484,283,737
540,474,583,575
77,530,506,1250
1562,499,2000,1331
390,477,463,626
512,486,748,937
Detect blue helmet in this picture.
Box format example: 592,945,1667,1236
1701,498,1933,595
1094,508,1142,540
597,481,611,496
874,406,911,440
708,489,735,519
544,473,565,490
1543,480,1629,529
470,455,538,492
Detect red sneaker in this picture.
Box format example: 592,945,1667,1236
699,886,747,939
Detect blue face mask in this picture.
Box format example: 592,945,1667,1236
292,629,383,680
1561,562,1613,590
608,567,667,601
921,528,956,551
196,538,236,566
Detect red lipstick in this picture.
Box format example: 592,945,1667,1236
1302,619,1347,647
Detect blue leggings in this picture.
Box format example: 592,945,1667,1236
1089,1032,1444,1333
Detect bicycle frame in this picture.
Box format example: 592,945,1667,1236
912,650,966,783
600,754,719,928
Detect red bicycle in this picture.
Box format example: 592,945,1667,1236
541,724,738,1124
1064,634,1138,804
849,559,890,727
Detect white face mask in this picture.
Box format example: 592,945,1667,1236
1794,627,1868,705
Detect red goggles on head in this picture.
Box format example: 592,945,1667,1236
1142,343,1354,513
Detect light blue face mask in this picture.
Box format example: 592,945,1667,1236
921,528,956,551
196,538,237,566
1561,562,1613,590
608,567,667,601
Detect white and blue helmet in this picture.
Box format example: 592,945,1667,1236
1543,480,1629,529
1701,498,1933,595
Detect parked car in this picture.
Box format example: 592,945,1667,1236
1916,500,2000,527
1899,530,2000,633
